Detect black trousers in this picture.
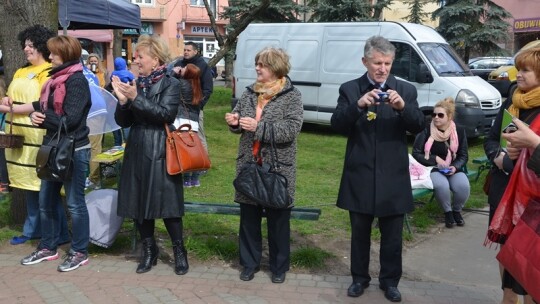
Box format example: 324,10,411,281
349,212,404,288
239,203,291,274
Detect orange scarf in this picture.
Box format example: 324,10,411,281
508,86,540,117
252,77,286,160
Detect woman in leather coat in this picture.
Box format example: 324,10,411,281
111,35,187,275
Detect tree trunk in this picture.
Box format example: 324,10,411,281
112,29,123,58
0,0,58,222
0,0,58,84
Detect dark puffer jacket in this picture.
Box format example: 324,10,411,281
230,77,303,205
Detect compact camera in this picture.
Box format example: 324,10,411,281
378,92,389,103
502,123,518,134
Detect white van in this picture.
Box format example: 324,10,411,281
232,22,502,137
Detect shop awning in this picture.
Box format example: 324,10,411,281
59,30,113,42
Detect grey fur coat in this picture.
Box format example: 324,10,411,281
230,77,303,206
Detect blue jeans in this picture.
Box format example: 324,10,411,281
39,148,90,254
23,190,70,243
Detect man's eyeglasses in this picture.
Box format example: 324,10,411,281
431,113,445,118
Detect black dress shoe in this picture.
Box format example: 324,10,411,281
347,282,369,297
271,272,286,283
379,285,402,302
239,267,259,281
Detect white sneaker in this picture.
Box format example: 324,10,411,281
85,178,96,190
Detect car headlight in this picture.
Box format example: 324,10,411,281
455,89,480,108
497,71,509,80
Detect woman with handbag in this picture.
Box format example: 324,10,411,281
412,97,470,228
484,47,540,304
225,47,303,283
0,25,70,246
111,35,188,275
1,35,92,272
173,63,204,188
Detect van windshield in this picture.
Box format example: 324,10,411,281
419,43,471,76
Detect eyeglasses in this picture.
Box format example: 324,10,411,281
431,113,445,118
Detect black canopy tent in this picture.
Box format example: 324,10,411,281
58,0,141,30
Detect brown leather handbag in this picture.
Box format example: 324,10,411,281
165,123,211,175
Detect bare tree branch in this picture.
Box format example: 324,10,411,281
202,0,271,67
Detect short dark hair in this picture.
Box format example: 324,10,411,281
17,25,56,62
185,41,199,53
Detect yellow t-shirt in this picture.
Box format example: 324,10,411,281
5,62,51,190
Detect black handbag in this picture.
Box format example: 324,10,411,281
233,124,293,209
36,117,75,182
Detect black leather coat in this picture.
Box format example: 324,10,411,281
412,126,468,172
114,75,183,221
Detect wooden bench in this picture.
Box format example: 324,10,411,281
412,168,478,201
407,168,477,234
185,201,321,221
92,151,124,188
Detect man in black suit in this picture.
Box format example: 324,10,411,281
331,36,424,302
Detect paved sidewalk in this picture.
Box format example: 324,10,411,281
0,251,499,304
0,210,502,303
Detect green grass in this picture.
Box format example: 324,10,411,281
0,86,491,271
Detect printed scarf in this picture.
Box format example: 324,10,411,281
40,63,83,115
251,77,286,161
138,64,167,90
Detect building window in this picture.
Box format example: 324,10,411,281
132,0,154,5
190,0,217,15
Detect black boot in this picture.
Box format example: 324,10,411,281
453,211,465,226
136,237,159,274
444,212,455,228
173,240,189,275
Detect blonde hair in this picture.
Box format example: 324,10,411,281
87,53,105,71
434,97,456,120
254,47,291,78
135,35,171,65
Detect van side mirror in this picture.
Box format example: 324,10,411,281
416,63,433,83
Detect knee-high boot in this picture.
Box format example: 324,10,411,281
173,240,189,275
136,237,159,274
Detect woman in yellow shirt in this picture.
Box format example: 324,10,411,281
4,25,69,245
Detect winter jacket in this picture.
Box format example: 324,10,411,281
111,57,134,83
331,73,425,217
230,77,303,205
114,75,183,221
